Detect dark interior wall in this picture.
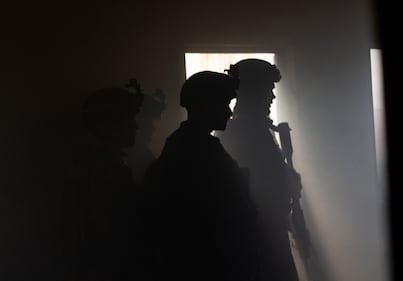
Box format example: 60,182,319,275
377,0,401,279
2,0,389,280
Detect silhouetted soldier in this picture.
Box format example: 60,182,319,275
69,81,147,281
142,71,259,281
217,59,300,281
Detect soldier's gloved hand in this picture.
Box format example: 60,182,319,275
286,168,302,198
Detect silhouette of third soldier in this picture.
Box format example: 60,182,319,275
142,71,260,281
217,59,300,281
70,81,148,281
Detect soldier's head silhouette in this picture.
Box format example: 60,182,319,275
180,71,239,131
226,59,281,121
81,85,144,149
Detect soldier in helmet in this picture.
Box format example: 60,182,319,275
217,59,300,281
141,71,260,281
67,83,149,281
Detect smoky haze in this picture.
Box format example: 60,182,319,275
1,0,393,281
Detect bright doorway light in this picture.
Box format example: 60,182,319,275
370,48,391,281
370,49,387,185
184,53,278,124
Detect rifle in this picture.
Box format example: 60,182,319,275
276,122,312,279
